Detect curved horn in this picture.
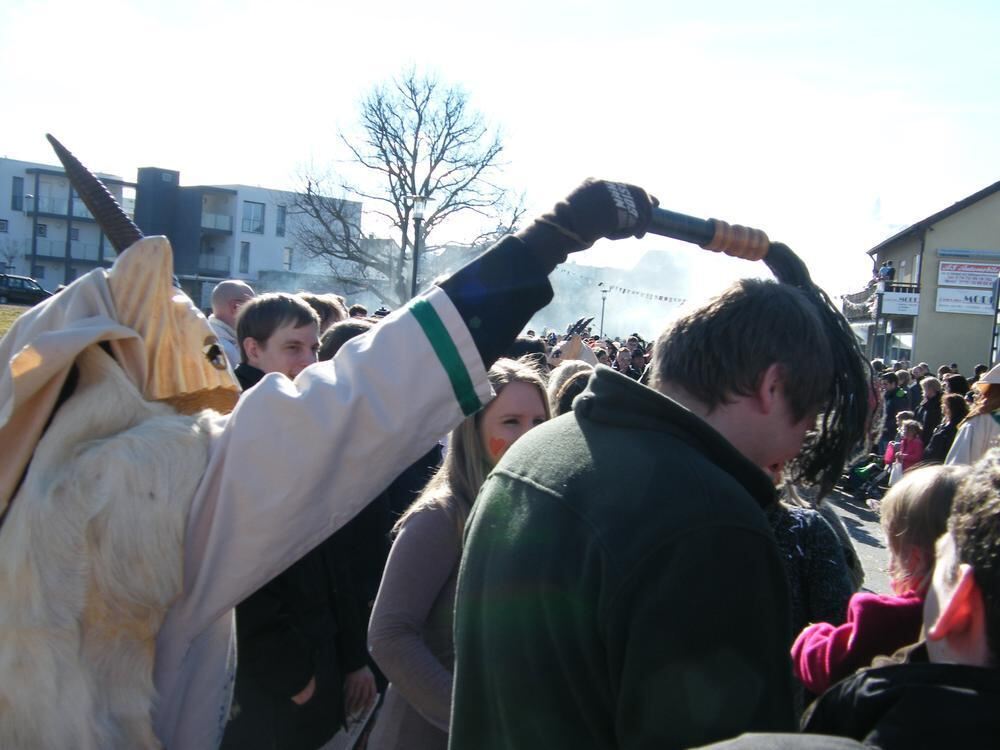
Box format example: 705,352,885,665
46,134,143,253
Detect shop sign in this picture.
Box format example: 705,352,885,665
938,260,1000,289
935,287,995,315
881,292,919,315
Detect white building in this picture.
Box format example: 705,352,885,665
0,157,135,286
0,155,396,309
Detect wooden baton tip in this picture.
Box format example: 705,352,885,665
703,219,770,260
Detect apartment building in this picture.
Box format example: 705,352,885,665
0,157,135,286
0,155,388,310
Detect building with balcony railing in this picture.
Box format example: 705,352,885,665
0,157,135,286
1,153,390,310
843,179,1000,370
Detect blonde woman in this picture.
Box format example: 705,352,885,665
367,359,550,750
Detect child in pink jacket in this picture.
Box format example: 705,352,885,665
791,464,964,695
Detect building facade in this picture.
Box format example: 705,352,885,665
0,157,135,286
843,180,1000,372
0,155,396,310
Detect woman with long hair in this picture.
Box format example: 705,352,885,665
945,365,1000,465
366,358,550,750
924,393,969,463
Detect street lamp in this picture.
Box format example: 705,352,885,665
408,194,428,299
599,282,608,337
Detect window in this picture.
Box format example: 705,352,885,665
283,247,293,271
242,201,265,234
0,219,7,233
70,227,80,241
240,241,250,274
32,265,45,279
276,205,286,237
11,177,24,211
36,223,47,237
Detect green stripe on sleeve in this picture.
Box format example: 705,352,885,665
411,298,483,417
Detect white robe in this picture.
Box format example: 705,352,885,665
0,255,490,748
945,411,1000,466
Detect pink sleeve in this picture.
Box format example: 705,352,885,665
791,618,858,695
791,592,923,694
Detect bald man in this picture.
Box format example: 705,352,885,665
210,279,255,368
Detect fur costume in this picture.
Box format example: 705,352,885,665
0,346,216,748
0,236,236,748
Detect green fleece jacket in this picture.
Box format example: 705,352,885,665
451,367,794,750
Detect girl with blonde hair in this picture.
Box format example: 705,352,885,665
367,358,549,750
792,464,966,695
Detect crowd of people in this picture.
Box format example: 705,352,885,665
196,276,1000,750
3,161,1000,750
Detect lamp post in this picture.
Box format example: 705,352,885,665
599,283,608,337
408,195,427,299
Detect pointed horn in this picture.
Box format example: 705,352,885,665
46,134,143,253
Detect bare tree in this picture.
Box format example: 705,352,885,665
0,237,27,274
293,70,513,307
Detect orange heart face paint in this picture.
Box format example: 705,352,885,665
478,381,549,468
488,437,508,461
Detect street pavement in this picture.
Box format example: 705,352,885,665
826,489,891,595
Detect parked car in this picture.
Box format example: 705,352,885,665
0,274,53,306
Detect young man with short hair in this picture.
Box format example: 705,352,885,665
451,278,870,749
235,292,320,389
879,371,909,454
223,292,374,750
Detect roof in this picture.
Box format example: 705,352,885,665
867,178,1000,256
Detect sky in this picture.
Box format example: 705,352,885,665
3,0,999,326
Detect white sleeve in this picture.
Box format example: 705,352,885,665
174,287,492,635
945,420,974,465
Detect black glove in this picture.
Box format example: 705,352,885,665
517,179,658,265
565,317,594,339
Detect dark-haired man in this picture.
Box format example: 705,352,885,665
223,293,375,750
234,292,320,389
451,277,870,749
879,372,909,454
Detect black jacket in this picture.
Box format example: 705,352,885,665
221,363,368,750
881,388,909,443
221,541,368,750
922,421,957,463
914,393,942,446
452,367,794,750
802,644,1000,749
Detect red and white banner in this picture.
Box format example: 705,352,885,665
938,261,1000,289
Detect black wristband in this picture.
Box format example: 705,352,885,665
437,236,554,369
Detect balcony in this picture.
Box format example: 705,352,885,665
31,239,106,262
201,212,234,232
878,281,920,295
25,195,65,214
23,195,98,222
198,253,231,274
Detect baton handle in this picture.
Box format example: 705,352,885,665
648,206,770,262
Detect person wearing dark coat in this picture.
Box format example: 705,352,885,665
451,276,871,750
879,372,909,453
922,393,968,463
913,376,942,445
222,297,375,749
691,446,1000,750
